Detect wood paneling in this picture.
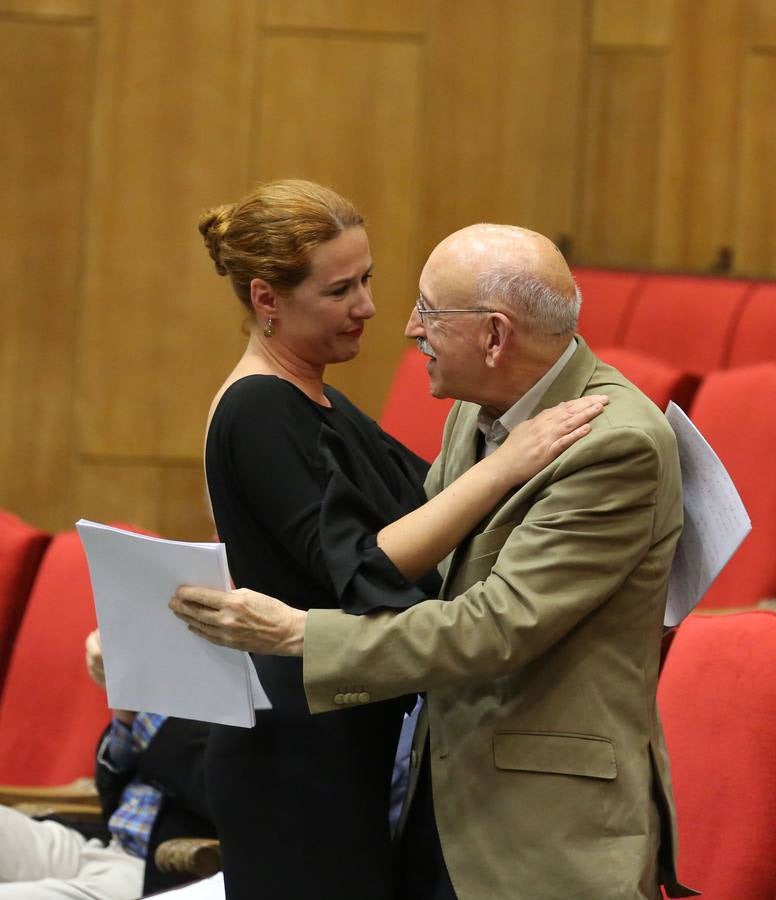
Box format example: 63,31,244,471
265,0,423,33
419,0,505,249
501,0,587,242
73,461,212,541
577,52,665,266
653,0,746,271
0,0,93,17
253,30,423,416
0,19,91,531
749,0,776,47
77,0,255,459
592,0,673,47
734,52,776,276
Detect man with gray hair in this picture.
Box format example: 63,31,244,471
172,224,696,900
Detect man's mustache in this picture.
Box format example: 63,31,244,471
417,338,436,359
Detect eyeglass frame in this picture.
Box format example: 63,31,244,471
415,297,499,325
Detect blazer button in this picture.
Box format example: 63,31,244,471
358,691,370,703
343,692,354,704
334,693,345,705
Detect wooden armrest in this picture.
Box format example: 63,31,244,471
0,778,98,808
155,838,222,877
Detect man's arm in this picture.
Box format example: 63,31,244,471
303,425,666,711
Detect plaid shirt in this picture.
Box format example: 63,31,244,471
97,712,166,859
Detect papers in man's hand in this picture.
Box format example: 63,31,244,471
76,520,271,727
665,403,752,627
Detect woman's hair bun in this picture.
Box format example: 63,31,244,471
198,204,234,276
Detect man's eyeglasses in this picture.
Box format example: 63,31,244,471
415,298,498,325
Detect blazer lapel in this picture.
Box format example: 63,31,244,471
438,337,599,597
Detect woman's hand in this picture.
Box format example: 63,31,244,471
169,587,306,657
492,394,608,485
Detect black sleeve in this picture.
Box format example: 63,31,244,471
210,377,440,613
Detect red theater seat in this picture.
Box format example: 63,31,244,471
573,267,645,350
622,275,751,376
727,283,776,368
596,346,700,412
0,511,50,693
380,347,454,463
0,528,140,785
658,612,776,899
689,364,776,609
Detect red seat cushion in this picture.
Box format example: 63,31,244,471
0,525,149,784
689,364,776,609
622,275,751,375
380,347,454,463
573,267,645,350
596,346,700,412
658,612,776,899
727,283,776,368
0,511,50,692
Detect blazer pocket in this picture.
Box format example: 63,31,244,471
493,731,617,781
467,522,515,561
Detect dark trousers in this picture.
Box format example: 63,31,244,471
395,741,458,899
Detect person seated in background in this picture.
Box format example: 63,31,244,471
0,630,215,900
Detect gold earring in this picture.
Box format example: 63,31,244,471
263,317,274,338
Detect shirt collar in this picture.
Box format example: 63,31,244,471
477,338,577,455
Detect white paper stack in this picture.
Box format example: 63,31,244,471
76,519,271,727
665,403,752,627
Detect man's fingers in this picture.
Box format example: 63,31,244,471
174,585,229,610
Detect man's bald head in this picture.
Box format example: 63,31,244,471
426,224,580,338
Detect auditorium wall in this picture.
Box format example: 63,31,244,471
1,0,774,537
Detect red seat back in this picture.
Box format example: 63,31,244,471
0,530,110,784
380,347,454,463
658,612,776,899
0,511,50,692
727,283,776,368
622,275,752,375
573,267,645,350
596,346,700,412
690,364,776,609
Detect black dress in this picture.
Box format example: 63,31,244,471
204,375,441,900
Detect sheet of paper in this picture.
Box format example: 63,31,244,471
664,403,751,627
76,520,271,727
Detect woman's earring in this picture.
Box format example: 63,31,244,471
263,317,274,338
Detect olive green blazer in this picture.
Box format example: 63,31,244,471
304,338,697,899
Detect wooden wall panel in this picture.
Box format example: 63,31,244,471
419,0,505,253
501,0,587,243
592,0,673,47
734,52,776,276
253,31,422,416
653,0,746,270
73,462,212,540
0,19,91,531
77,0,255,459
749,0,776,47
265,0,423,33
577,52,665,266
0,0,93,16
